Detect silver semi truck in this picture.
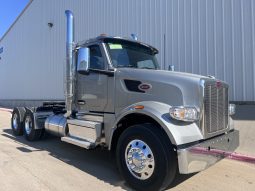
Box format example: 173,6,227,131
11,10,239,191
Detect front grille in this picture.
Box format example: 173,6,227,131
204,81,229,134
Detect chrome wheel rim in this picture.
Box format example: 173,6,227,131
125,139,155,180
25,116,32,135
12,113,18,130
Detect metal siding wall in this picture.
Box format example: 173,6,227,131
0,0,254,101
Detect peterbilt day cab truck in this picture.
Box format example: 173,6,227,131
11,10,239,191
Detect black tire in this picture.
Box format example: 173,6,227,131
116,123,177,191
23,109,42,141
11,108,25,136
40,128,50,140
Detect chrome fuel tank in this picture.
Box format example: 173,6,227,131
45,115,67,137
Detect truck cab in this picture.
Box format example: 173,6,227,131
75,36,159,113
11,10,239,191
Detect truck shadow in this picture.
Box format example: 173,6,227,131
2,128,195,191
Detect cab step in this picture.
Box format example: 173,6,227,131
61,136,96,149
65,118,103,147
67,119,102,141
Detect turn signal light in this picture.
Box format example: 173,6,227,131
134,105,145,110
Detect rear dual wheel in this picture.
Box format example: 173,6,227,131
11,108,24,136
11,108,42,141
23,109,42,141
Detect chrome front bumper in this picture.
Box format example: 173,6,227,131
177,130,239,174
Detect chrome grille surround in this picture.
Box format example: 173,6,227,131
202,80,229,137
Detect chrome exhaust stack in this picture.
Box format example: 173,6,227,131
65,10,74,117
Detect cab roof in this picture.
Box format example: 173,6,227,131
76,36,159,54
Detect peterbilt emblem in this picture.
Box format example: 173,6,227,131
216,81,222,88
138,83,152,91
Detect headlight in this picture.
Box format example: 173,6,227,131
229,104,236,116
169,106,199,122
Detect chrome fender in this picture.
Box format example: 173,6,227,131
109,101,203,148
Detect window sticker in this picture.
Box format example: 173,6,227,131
109,44,123,49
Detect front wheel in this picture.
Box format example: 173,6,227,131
116,124,177,191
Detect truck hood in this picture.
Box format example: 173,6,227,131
115,68,212,109
117,68,208,82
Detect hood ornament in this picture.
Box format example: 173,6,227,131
216,81,222,88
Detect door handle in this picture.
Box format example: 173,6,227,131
78,100,86,105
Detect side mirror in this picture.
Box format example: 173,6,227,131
77,47,90,75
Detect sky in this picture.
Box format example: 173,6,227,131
0,0,30,39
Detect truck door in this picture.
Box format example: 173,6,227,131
76,44,109,112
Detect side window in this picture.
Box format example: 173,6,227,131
89,45,105,70
137,60,155,69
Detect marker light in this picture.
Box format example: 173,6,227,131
229,104,236,116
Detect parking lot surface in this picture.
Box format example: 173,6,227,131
0,106,255,191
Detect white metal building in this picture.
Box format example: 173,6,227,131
0,0,255,107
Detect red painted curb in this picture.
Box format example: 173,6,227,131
228,152,255,163
191,147,255,164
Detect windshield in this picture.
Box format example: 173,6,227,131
105,39,159,70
